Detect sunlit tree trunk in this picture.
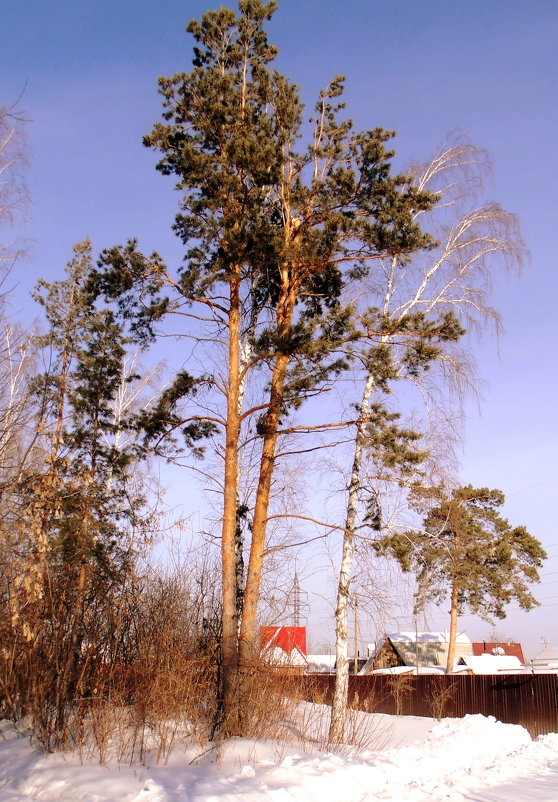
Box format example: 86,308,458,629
221,268,242,730
238,257,296,663
329,373,374,743
446,583,459,674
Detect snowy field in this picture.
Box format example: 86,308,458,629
1,705,558,801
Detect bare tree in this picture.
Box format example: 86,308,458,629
0,99,32,495
329,139,526,743
0,101,28,275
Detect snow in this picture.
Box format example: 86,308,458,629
306,655,336,673
532,647,558,668
1,708,558,801
365,665,447,675
388,631,472,644
458,654,523,674
263,646,307,667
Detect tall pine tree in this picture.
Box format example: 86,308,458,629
92,0,437,732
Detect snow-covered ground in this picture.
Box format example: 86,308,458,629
1,705,558,801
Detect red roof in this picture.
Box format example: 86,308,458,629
259,626,307,656
472,642,525,663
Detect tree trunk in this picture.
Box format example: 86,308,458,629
446,583,459,673
329,373,374,744
238,351,290,667
238,272,296,669
220,270,242,732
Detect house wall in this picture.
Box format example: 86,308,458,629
373,640,403,669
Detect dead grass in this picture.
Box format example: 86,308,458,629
387,673,415,716
426,676,457,720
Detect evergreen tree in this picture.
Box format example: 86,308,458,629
32,240,142,581
91,0,437,732
374,484,546,672
14,240,148,740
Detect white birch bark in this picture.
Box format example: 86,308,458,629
329,372,374,743
329,140,524,743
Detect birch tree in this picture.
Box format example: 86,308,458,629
329,140,525,742
0,102,32,496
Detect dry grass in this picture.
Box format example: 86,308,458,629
426,677,457,720
387,673,415,716
0,559,222,759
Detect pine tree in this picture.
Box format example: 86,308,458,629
374,484,546,672
17,240,148,741
91,0,437,732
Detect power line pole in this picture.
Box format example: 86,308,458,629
293,571,301,627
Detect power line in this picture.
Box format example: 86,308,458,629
506,475,558,497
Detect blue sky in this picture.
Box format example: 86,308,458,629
3,0,558,658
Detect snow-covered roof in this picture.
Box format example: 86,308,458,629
458,654,523,674
532,646,558,666
387,631,471,644
264,646,307,666
365,665,446,676
306,654,336,668
305,654,336,673
472,642,525,662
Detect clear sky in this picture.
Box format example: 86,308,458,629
3,0,558,659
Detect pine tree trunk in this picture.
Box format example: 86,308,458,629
238,272,296,670
221,270,242,733
238,351,290,667
446,583,459,674
329,373,374,744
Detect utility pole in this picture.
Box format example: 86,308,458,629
293,571,301,627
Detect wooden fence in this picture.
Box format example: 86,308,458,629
297,673,558,739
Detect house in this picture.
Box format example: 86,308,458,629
259,626,307,656
360,631,473,674
259,626,307,669
365,665,446,676
305,654,336,673
472,641,525,663
456,654,524,674
529,646,558,671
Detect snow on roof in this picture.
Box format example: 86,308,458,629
387,631,472,644
458,654,522,674
306,654,336,673
532,646,558,666
472,642,525,663
367,665,446,675
306,654,336,667
264,645,307,666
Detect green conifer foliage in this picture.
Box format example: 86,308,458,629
91,0,439,730
15,240,150,739
374,484,546,670
33,240,144,581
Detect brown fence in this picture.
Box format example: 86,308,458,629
297,673,558,739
